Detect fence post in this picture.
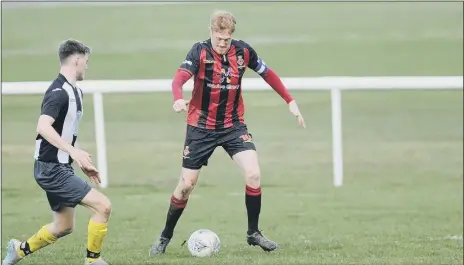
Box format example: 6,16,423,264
331,88,343,187
93,92,108,188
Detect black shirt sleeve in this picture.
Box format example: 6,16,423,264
242,41,269,75
41,88,68,119
179,42,202,75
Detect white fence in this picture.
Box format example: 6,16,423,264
2,76,463,188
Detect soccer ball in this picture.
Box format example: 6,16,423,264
187,229,220,257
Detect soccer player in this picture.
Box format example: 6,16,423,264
149,10,305,255
2,39,111,265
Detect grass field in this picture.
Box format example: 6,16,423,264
1,2,463,265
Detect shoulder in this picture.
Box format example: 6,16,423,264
183,40,209,61
198,39,213,48
43,80,69,102
232,39,254,50
189,40,210,52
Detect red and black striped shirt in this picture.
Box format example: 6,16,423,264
174,39,292,130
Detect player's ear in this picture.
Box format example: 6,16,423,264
73,55,79,67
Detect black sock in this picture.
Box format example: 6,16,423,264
245,185,262,234
161,195,187,239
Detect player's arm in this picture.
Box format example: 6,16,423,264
73,88,83,150
36,88,76,154
246,43,306,128
246,44,293,103
172,43,201,102
36,88,93,168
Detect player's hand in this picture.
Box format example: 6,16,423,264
81,165,101,184
288,100,306,128
69,148,93,169
173,99,190,113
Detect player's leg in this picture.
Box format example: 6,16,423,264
233,150,262,232
2,206,76,265
3,161,84,265
149,168,201,255
34,160,112,265
79,188,112,265
162,167,200,239
233,151,278,252
221,125,278,252
150,125,217,256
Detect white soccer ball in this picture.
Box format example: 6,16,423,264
187,229,220,257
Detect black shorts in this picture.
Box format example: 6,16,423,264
182,123,256,170
34,160,92,212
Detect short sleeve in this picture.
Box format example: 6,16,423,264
179,42,202,75
244,41,269,75
41,88,68,119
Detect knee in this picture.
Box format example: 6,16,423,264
245,170,261,188
96,197,112,218
181,176,196,190
175,170,199,200
90,197,112,224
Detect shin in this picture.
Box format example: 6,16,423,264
233,150,262,233
161,168,200,239
80,188,112,262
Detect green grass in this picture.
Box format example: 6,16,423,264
1,2,463,265
1,2,463,80
2,91,463,265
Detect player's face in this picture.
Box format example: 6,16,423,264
211,29,232,55
75,54,89,81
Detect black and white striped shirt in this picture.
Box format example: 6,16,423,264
34,73,83,164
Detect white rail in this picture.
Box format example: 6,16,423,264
3,76,463,188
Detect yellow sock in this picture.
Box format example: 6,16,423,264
18,225,57,258
87,219,108,263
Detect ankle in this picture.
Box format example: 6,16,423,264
87,249,102,262
247,230,259,235
161,229,173,239
17,241,28,258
